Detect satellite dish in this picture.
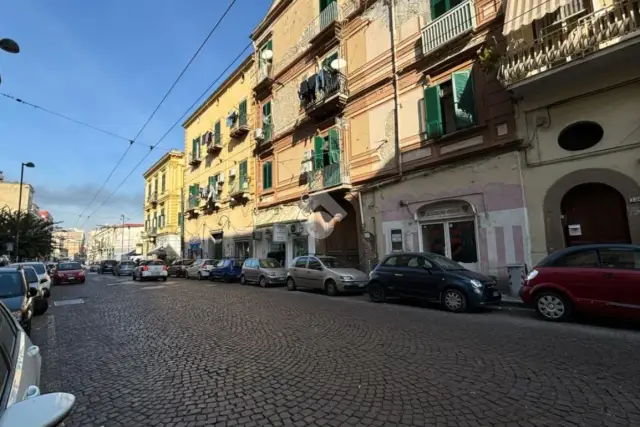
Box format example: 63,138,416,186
261,49,273,61
330,58,346,70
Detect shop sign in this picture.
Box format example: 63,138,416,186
272,223,288,243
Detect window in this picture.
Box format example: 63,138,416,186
262,101,272,141
161,173,166,194
262,161,273,190
383,256,398,266
598,249,640,270
192,137,201,160
313,128,340,170
152,214,157,229
238,99,248,127
407,256,433,269
214,120,221,146
308,258,323,270
294,257,309,268
424,70,477,138
322,51,338,70
160,209,165,228
558,121,604,151
234,241,251,258
178,213,183,226
189,184,200,208
259,40,273,69
0,272,26,298
23,268,38,284
320,0,336,13
147,184,152,199
431,0,464,19
0,304,17,371
390,229,403,251
239,160,248,187
154,178,158,194
555,250,599,267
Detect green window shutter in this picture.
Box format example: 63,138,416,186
262,101,271,117
263,162,273,190
327,128,340,164
209,175,218,187
214,121,221,144
239,99,247,126
178,213,183,226
424,85,443,138
267,39,273,53
192,138,197,157
239,160,248,184
323,52,338,69
452,70,477,130
313,136,325,170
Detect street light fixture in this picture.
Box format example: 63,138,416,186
0,38,20,54
15,161,35,262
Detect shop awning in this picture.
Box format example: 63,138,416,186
124,250,138,256
503,0,574,35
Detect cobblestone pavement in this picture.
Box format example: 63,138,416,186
31,273,640,427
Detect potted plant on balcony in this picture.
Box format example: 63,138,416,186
477,37,501,74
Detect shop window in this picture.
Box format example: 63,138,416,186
390,229,403,251
557,121,603,151
234,241,251,258
293,236,308,257
424,70,477,138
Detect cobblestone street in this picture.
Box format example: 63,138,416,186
31,273,640,427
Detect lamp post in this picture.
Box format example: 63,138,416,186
15,161,35,261
0,38,20,86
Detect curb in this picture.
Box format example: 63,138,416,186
501,296,525,308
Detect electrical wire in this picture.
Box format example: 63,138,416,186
77,0,240,227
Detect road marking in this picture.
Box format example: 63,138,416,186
53,299,85,306
140,286,166,290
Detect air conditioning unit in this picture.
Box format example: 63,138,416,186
252,231,263,240
217,174,225,184
229,168,236,178
203,131,213,145
254,128,264,140
300,162,312,174
290,223,302,235
302,150,314,162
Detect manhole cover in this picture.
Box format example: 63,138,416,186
53,299,85,306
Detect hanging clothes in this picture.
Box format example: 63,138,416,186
307,74,317,101
316,69,326,91
299,79,309,101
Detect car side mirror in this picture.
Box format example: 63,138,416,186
0,392,75,427
28,287,38,297
40,278,47,284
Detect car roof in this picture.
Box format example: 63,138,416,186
539,244,640,266
0,267,20,273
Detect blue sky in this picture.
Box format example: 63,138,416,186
1,0,270,232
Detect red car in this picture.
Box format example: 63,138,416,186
520,244,640,322
53,261,86,285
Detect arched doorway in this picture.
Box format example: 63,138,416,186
315,197,359,265
561,183,631,246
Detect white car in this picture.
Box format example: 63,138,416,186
132,260,168,282
10,263,50,315
184,259,217,280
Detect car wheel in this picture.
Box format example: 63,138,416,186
240,275,247,285
326,280,338,296
197,272,202,281
132,274,136,281
259,276,267,288
535,291,572,322
368,282,386,303
441,288,468,313
287,278,296,291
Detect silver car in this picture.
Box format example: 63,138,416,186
0,300,76,426
132,260,168,282
240,258,287,287
286,256,369,296
114,261,135,276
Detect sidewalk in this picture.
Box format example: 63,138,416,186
501,293,525,308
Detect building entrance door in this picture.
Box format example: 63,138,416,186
420,219,479,271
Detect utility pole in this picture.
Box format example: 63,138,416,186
120,214,125,260
180,187,185,258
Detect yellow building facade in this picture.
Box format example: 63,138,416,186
142,150,184,260
182,55,256,260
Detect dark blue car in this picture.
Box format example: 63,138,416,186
0,267,39,335
209,258,244,282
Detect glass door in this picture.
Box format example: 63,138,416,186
421,219,479,271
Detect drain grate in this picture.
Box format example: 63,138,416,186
53,299,85,307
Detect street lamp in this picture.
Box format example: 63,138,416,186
15,161,35,262
0,38,20,54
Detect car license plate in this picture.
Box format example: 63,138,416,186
493,291,499,297
68,276,75,280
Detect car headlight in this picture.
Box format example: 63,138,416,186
470,279,483,294
340,275,354,281
526,270,539,281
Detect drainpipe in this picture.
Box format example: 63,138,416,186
387,0,403,177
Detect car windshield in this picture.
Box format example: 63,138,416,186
259,259,281,268
429,254,466,270
105,261,117,266
0,272,25,298
318,257,348,268
58,262,82,271
216,260,227,267
120,262,135,266
25,263,46,275
148,260,164,265
23,268,39,284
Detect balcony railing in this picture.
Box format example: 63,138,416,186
230,112,250,138
301,72,349,113
500,0,640,86
148,191,158,203
188,196,199,210
421,0,476,55
308,161,351,192
230,178,250,198
254,62,274,88
257,123,273,145
302,1,339,44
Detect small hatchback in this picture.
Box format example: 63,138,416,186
368,252,501,312
521,244,640,322
286,256,369,296
241,258,287,287
114,261,136,276
53,261,86,285
0,267,38,335
133,260,168,282
209,258,244,282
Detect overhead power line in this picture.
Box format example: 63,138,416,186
77,0,239,227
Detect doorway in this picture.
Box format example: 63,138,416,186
420,219,479,271
561,183,630,246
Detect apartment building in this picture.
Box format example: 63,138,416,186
86,224,144,262
499,0,640,264
142,150,184,260
182,55,256,260
0,179,34,213
52,228,85,260
249,0,519,277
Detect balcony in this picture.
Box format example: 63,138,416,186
148,191,158,206
253,63,274,92
301,72,348,119
206,134,223,155
229,112,250,139
229,178,250,200
148,227,157,237
256,123,273,147
421,0,476,56
307,161,351,193
305,1,341,46
188,154,202,166
499,0,640,87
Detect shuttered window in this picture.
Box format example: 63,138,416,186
424,85,443,138
208,175,218,188
313,136,325,170
262,161,273,190
451,70,477,130
192,137,200,159
238,99,247,127
239,160,248,187
328,128,340,165
259,40,273,69
214,121,221,145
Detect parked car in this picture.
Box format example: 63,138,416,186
10,263,50,315
521,244,640,322
0,267,38,335
53,261,86,285
0,300,76,426
167,259,193,278
113,261,136,276
241,258,287,287
133,259,168,282
89,262,100,272
367,252,501,312
185,259,218,280
287,256,368,296
99,260,118,274
209,258,243,282
46,262,57,276
10,262,50,297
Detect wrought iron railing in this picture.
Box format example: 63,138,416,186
499,0,640,86
230,178,250,196
308,161,350,192
301,72,349,110
421,0,476,55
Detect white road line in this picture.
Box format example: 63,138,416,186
53,299,85,306
140,286,166,290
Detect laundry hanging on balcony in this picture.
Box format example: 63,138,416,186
226,110,238,127
503,0,576,35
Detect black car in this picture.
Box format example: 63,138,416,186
367,252,501,312
99,260,118,274
167,259,193,278
0,267,39,335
